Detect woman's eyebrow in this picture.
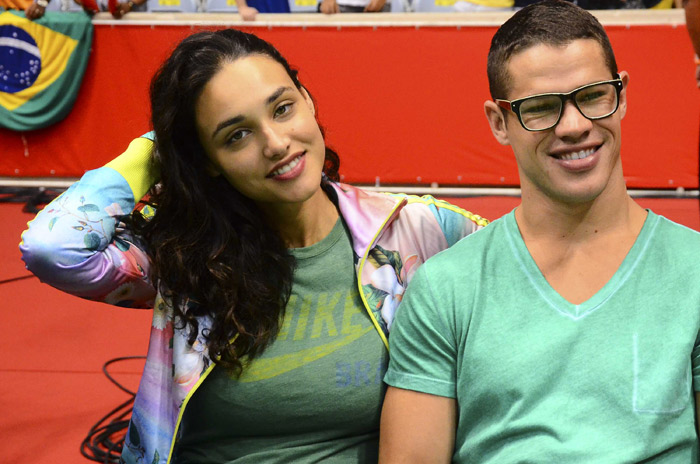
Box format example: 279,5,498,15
212,115,244,140
211,87,294,140
266,86,293,105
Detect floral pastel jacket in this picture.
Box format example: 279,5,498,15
20,135,487,464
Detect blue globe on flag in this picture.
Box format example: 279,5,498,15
0,25,42,94
0,11,92,131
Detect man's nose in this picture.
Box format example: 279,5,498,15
554,100,593,138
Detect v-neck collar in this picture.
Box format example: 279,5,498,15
503,209,658,321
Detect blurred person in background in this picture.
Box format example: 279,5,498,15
685,0,700,87
320,0,389,14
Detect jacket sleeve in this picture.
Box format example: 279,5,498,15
405,195,489,247
19,135,159,309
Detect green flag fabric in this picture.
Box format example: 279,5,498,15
0,10,92,131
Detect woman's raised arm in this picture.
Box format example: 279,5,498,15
19,135,159,309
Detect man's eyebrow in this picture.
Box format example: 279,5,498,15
210,86,293,140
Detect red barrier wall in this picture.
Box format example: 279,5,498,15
1,16,698,188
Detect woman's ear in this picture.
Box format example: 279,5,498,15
301,87,315,116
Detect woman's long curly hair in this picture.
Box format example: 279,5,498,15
139,29,340,375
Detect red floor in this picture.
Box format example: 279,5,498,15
1,202,151,464
1,196,698,464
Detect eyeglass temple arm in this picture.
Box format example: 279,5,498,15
495,100,512,111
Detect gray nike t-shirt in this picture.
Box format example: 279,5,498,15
175,218,388,463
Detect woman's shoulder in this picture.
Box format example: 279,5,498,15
331,183,487,225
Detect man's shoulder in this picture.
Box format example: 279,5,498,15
651,212,700,246
654,212,700,232
643,212,700,271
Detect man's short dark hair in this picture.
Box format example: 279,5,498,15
487,0,618,99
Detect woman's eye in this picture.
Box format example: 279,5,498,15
274,103,293,118
227,129,250,145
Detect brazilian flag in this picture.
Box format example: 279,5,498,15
0,11,92,131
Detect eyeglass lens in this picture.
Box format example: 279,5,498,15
519,82,619,131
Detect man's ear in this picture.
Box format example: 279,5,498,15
617,70,629,121
301,87,315,116
484,101,511,146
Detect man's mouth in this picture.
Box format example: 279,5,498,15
555,147,596,161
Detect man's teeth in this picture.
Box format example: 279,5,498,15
559,148,595,161
271,156,301,176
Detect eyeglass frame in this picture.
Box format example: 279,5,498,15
494,74,624,132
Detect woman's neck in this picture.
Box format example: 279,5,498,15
260,186,339,249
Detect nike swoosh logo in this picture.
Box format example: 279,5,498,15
238,325,375,383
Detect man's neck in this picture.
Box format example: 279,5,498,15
514,181,647,305
515,176,645,244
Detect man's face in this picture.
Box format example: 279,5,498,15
484,39,628,206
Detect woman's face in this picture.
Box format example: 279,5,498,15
195,55,327,211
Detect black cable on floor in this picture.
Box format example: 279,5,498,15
0,275,35,285
0,187,62,213
80,356,146,464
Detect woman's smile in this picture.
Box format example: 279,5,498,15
268,152,306,179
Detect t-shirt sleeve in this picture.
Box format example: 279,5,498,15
384,261,457,398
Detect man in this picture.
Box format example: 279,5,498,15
379,1,700,462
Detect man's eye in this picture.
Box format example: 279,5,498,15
522,100,558,115
578,90,606,103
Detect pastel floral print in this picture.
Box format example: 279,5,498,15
364,245,418,330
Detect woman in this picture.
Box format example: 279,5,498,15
20,29,487,464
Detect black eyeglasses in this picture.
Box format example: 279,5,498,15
495,75,624,132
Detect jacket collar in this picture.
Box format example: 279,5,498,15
328,182,407,260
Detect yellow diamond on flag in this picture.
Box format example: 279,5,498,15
0,12,78,112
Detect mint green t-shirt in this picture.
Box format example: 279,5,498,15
385,210,700,463
174,218,388,463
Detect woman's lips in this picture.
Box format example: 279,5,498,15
268,153,306,180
